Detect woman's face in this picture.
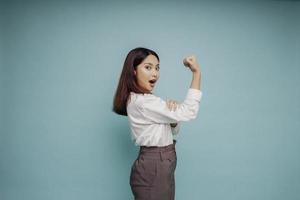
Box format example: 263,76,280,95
134,54,160,93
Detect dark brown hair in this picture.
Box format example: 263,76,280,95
112,47,160,116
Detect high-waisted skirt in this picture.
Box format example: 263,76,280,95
130,139,177,200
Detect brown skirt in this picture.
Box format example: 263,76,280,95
130,139,177,200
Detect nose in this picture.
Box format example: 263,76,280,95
152,74,158,80
152,71,158,78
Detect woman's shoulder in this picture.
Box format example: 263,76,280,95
128,92,161,107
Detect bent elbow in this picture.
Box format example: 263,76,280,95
189,113,198,121
177,104,200,122
187,107,199,120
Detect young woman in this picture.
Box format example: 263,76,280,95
112,47,202,199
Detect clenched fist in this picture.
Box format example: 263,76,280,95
183,55,201,73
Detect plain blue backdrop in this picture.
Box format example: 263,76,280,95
1,0,299,199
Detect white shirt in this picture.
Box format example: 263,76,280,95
126,88,203,147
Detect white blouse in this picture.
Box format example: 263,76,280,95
126,88,203,147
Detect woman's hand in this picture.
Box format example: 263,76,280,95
166,99,179,111
166,100,179,127
183,55,201,74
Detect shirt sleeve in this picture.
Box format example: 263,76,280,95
171,122,181,136
138,88,202,124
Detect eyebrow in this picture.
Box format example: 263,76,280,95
144,63,160,66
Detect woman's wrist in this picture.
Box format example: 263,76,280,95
193,70,201,75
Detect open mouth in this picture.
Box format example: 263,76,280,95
149,79,156,87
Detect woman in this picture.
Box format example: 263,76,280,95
112,47,202,199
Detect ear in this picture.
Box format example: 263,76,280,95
134,70,137,76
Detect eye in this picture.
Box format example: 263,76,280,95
156,66,160,71
145,66,151,70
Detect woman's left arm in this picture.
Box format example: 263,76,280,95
167,100,181,135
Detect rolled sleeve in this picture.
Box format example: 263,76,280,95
186,88,202,102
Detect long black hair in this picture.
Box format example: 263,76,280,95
112,47,160,116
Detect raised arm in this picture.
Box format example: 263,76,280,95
136,55,203,124
183,55,201,90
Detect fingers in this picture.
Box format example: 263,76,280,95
184,55,196,66
166,99,179,111
167,101,176,111
183,55,200,73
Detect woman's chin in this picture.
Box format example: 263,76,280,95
149,83,155,90
149,86,155,91
141,84,155,93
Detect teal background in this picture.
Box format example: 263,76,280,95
1,0,299,199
